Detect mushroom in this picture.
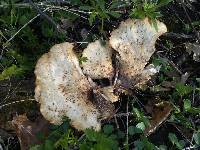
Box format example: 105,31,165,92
82,40,114,79
35,42,101,131
110,18,167,89
34,18,168,131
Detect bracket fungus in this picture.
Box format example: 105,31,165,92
82,40,114,79
35,42,101,131
110,18,167,88
35,18,167,131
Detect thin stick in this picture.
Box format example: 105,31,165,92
114,115,119,129
29,0,60,30
125,98,129,150
0,99,35,110
5,8,48,46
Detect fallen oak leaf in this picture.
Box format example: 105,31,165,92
144,101,173,136
12,114,49,150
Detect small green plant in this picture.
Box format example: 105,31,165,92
80,0,122,29
193,131,200,148
175,83,193,97
79,127,119,150
30,120,78,150
183,99,200,114
168,133,185,149
130,0,173,29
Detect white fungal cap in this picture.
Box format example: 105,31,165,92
110,18,167,86
82,40,114,79
34,42,101,131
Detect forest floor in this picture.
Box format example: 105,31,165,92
0,0,200,150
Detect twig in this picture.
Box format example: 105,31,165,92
125,97,129,149
78,133,85,142
28,0,60,31
0,99,35,110
1,81,22,105
114,112,133,117
181,1,200,42
171,123,194,146
36,4,88,19
163,32,195,40
114,115,119,129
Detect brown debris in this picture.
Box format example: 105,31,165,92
144,101,173,136
12,114,49,150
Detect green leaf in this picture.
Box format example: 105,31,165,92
175,83,193,96
183,99,191,111
117,130,125,139
85,129,97,142
151,18,158,31
79,6,94,10
128,126,142,135
134,140,145,150
110,1,127,9
29,145,42,150
159,145,167,150
157,0,173,8
103,125,114,135
96,0,106,11
168,133,185,149
176,140,185,150
136,122,146,131
193,132,200,145
132,107,150,126
109,11,121,18
0,64,24,80
44,140,54,150
168,133,178,144
79,56,88,65
41,23,54,38
89,12,97,26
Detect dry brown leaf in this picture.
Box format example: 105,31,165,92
12,114,49,150
144,101,173,136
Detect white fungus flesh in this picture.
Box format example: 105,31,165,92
82,40,114,79
34,42,101,131
110,18,167,87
